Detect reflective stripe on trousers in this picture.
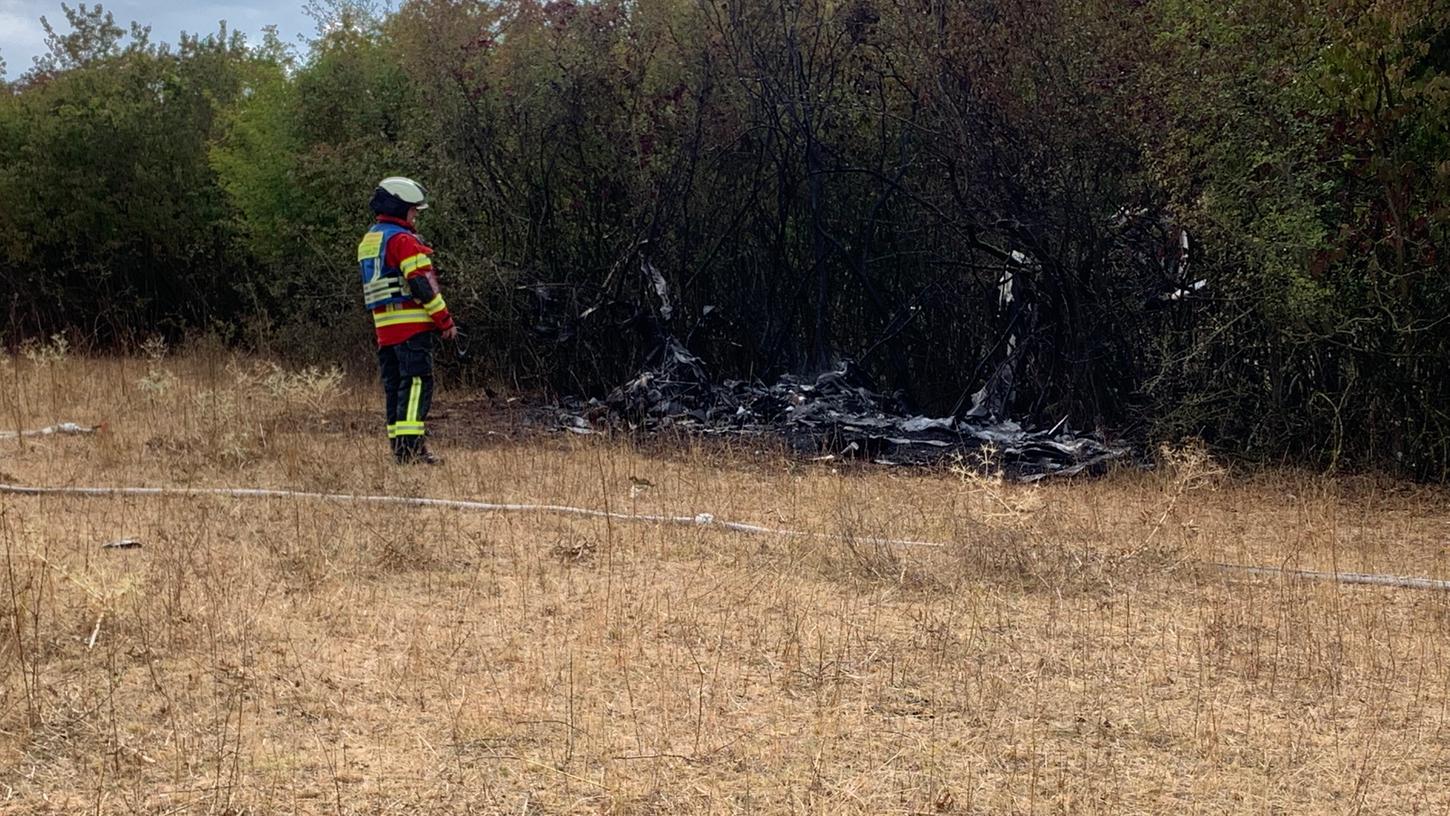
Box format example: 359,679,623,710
378,333,434,442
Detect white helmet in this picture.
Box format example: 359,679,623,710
378,176,429,210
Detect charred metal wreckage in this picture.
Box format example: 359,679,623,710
556,335,1127,481
549,216,1197,481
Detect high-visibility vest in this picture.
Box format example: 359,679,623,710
357,223,413,309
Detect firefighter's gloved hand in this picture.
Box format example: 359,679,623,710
441,325,459,341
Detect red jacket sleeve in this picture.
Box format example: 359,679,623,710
385,232,455,332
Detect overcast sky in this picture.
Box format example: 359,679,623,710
1,0,315,76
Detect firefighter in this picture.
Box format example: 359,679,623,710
357,177,457,464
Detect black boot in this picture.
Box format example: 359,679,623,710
394,436,442,465
412,440,443,465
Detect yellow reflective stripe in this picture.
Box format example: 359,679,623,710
374,314,432,328
393,421,425,437
423,294,447,316
406,377,423,423
365,279,401,296
357,233,384,262
372,308,432,328
400,254,432,274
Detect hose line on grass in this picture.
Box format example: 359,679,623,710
1,481,1446,592
0,481,948,550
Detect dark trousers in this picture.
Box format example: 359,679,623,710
378,332,435,455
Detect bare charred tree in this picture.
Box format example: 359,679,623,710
6,0,1446,475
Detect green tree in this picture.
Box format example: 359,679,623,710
0,7,257,339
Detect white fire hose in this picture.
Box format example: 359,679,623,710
2,425,1445,592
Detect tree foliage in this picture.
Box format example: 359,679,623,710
0,0,1446,476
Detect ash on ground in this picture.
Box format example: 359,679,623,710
555,337,1128,482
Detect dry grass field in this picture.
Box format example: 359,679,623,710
2,344,1449,814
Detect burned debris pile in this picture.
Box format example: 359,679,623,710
557,336,1128,482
